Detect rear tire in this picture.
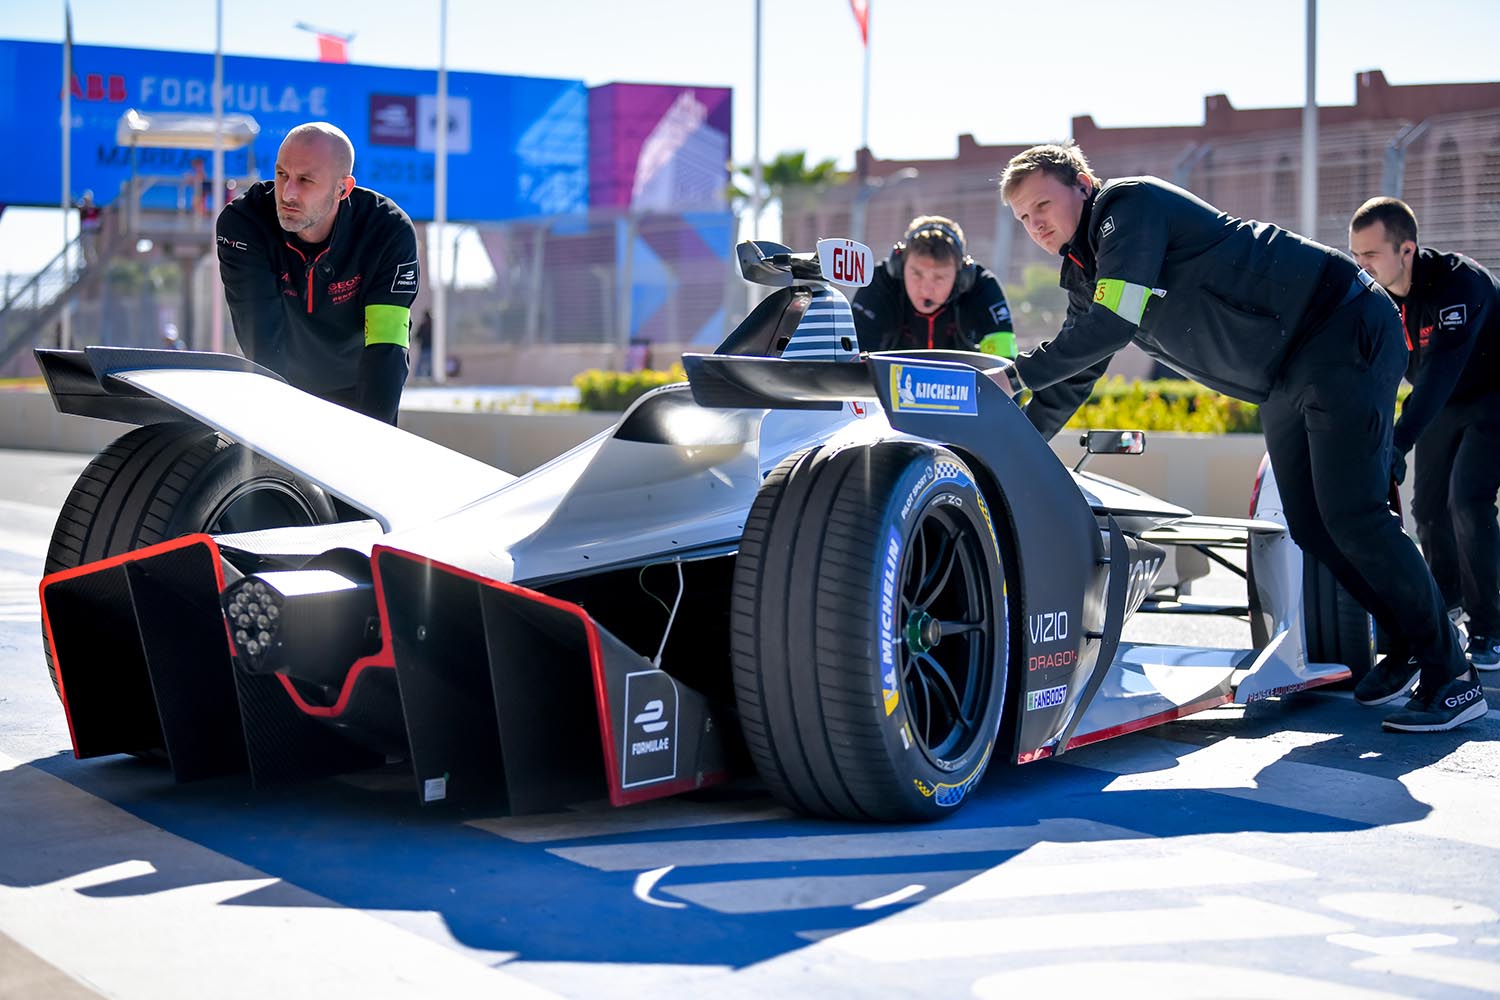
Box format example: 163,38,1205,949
731,442,1009,822
1301,555,1376,684
43,421,339,699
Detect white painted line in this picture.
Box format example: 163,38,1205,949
971,960,1406,999
820,896,1351,961
0,751,566,1000
1326,932,1458,956
853,884,924,911
1351,952,1500,993
1320,892,1498,926
469,799,792,844
548,818,1143,872
1069,732,1500,850
663,874,958,915
934,846,1313,902
633,866,687,910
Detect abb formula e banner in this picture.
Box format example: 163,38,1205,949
0,39,588,221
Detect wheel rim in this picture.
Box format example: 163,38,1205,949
204,479,324,535
898,499,997,766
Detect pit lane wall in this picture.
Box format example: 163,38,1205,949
0,386,1408,523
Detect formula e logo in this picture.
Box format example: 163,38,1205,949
989,301,1011,325
1027,684,1068,712
622,670,678,788
633,699,669,733
1445,686,1482,709
391,260,419,294
1099,216,1115,239
1028,611,1069,644
1440,304,1466,329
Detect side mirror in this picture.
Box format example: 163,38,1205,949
1074,429,1146,472
1082,429,1146,456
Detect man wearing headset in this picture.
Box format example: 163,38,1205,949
851,215,1016,357
1350,196,1500,670
998,141,1484,734
217,121,420,425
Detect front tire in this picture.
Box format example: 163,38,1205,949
43,422,339,699
732,442,1009,822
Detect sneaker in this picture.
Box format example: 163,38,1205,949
1468,633,1500,670
1354,652,1420,706
1382,672,1488,732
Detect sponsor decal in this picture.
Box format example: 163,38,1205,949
390,260,419,294
69,73,128,103
621,670,679,788
422,774,448,802
912,743,993,807
901,468,934,521
1123,554,1165,614
1027,683,1068,712
974,488,1000,556
1419,324,1434,349
890,364,979,416
817,239,872,285
1439,304,1467,329
1244,682,1313,703
1028,648,1077,672
1445,685,1482,709
216,235,249,251
1099,216,1115,239
880,527,903,716
989,301,1011,325
327,274,363,304
849,400,868,418
370,94,418,147
1027,610,1068,645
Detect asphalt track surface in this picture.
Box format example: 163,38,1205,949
1,447,1498,999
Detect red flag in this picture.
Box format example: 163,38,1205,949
849,0,869,45
316,33,349,63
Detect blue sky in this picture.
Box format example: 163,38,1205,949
3,0,1499,276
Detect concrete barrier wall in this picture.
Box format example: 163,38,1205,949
1,389,1415,523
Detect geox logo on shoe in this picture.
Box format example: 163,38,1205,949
1445,686,1482,709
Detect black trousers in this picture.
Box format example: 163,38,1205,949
1259,287,1463,686
1411,394,1500,636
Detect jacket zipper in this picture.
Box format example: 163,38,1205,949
284,241,332,315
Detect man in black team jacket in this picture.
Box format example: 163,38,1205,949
851,215,1016,357
1351,196,1500,671
998,142,1485,733
217,122,419,424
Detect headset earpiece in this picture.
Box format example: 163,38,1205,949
890,220,977,299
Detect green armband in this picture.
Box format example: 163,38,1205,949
1092,278,1159,326
978,332,1016,358
365,304,411,348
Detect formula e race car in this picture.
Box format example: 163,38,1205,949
35,238,1368,823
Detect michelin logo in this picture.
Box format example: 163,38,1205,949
890,364,979,416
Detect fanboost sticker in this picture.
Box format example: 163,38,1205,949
1026,683,1068,712
890,364,978,416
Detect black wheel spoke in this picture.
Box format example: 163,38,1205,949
912,526,960,610
936,618,986,636
917,652,964,722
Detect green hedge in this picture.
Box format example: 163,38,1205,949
573,364,688,411
1062,376,1412,434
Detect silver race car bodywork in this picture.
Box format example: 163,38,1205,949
36,238,1355,821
